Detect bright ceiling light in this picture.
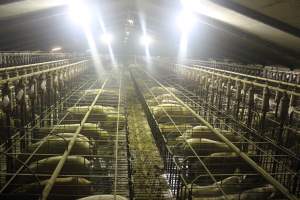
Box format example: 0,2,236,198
140,34,153,46
51,47,62,52
127,19,134,25
177,10,197,33
101,33,113,44
68,0,91,25
181,0,200,10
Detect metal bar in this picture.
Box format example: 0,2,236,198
114,72,122,200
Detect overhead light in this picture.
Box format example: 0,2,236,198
68,0,91,25
127,19,134,25
180,0,200,9
126,31,130,36
101,33,113,44
140,34,153,46
177,10,197,33
51,47,62,52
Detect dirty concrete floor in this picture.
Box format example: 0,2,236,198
125,74,173,200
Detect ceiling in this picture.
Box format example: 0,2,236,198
0,0,299,68
0,0,67,19
230,0,300,29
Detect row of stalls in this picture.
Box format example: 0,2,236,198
178,59,300,84
0,55,131,199
130,64,299,200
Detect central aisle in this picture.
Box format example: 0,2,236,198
125,72,173,200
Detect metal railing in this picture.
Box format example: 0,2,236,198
130,65,298,200
0,69,130,199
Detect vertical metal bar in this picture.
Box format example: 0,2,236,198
1,83,13,176
114,73,122,200
225,80,231,113
16,79,27,150
39,74,46,127
234,81,241,119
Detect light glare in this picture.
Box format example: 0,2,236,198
127,19,134,25
177,10,197,32
68,0,91,25
51,47,62,52
140,34,153,46
181,0,201,10
101,33,113,44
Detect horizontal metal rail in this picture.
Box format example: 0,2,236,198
191,64,300,90
0,52,78,68
150,57,299,84
0,52,73,56
175,64,300,97
0,60,88,85
190,60,264,71
0,59,69,73
188,59,300,83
